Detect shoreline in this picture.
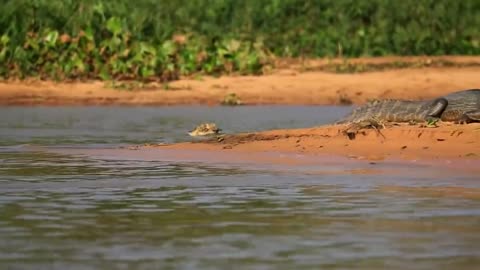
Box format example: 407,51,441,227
142,123,480,164
1,56,479,106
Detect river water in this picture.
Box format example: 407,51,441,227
1,106,479,270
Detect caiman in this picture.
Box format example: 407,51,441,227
336,89,480,125
188,122,222,137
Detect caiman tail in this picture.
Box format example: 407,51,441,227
335,89,480,124
335,99,435,124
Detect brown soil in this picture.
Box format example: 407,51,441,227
1,56,479,106
149,122,480,163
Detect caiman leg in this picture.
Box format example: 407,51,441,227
456,110,480,124
425,98,448,122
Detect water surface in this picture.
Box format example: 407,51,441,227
1,106,479,270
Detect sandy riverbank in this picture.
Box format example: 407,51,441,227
144,123,480,164
1,56,479,106
4,56,479,163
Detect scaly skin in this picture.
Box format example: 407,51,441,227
336,89,480,124
188,123,222,136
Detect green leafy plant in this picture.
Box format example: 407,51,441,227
424,117,440,128
0,0,477,82
0,16,274,82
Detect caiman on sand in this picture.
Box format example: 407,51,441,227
336,89,480,125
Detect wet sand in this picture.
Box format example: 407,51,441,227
1,56,479,106
148,122,480,164
49,121,480,181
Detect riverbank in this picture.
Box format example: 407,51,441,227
1,56,479,106
143,123,480,165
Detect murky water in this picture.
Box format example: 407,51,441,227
1,106,479,270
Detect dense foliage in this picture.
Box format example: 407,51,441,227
0,0,478,81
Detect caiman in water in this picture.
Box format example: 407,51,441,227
336,89,480,124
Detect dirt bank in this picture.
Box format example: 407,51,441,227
147,123,480,163
1,56,479,106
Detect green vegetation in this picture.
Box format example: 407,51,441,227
318,59,480,74
0,0,478,82
0,20,272,82
425,117,440,128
